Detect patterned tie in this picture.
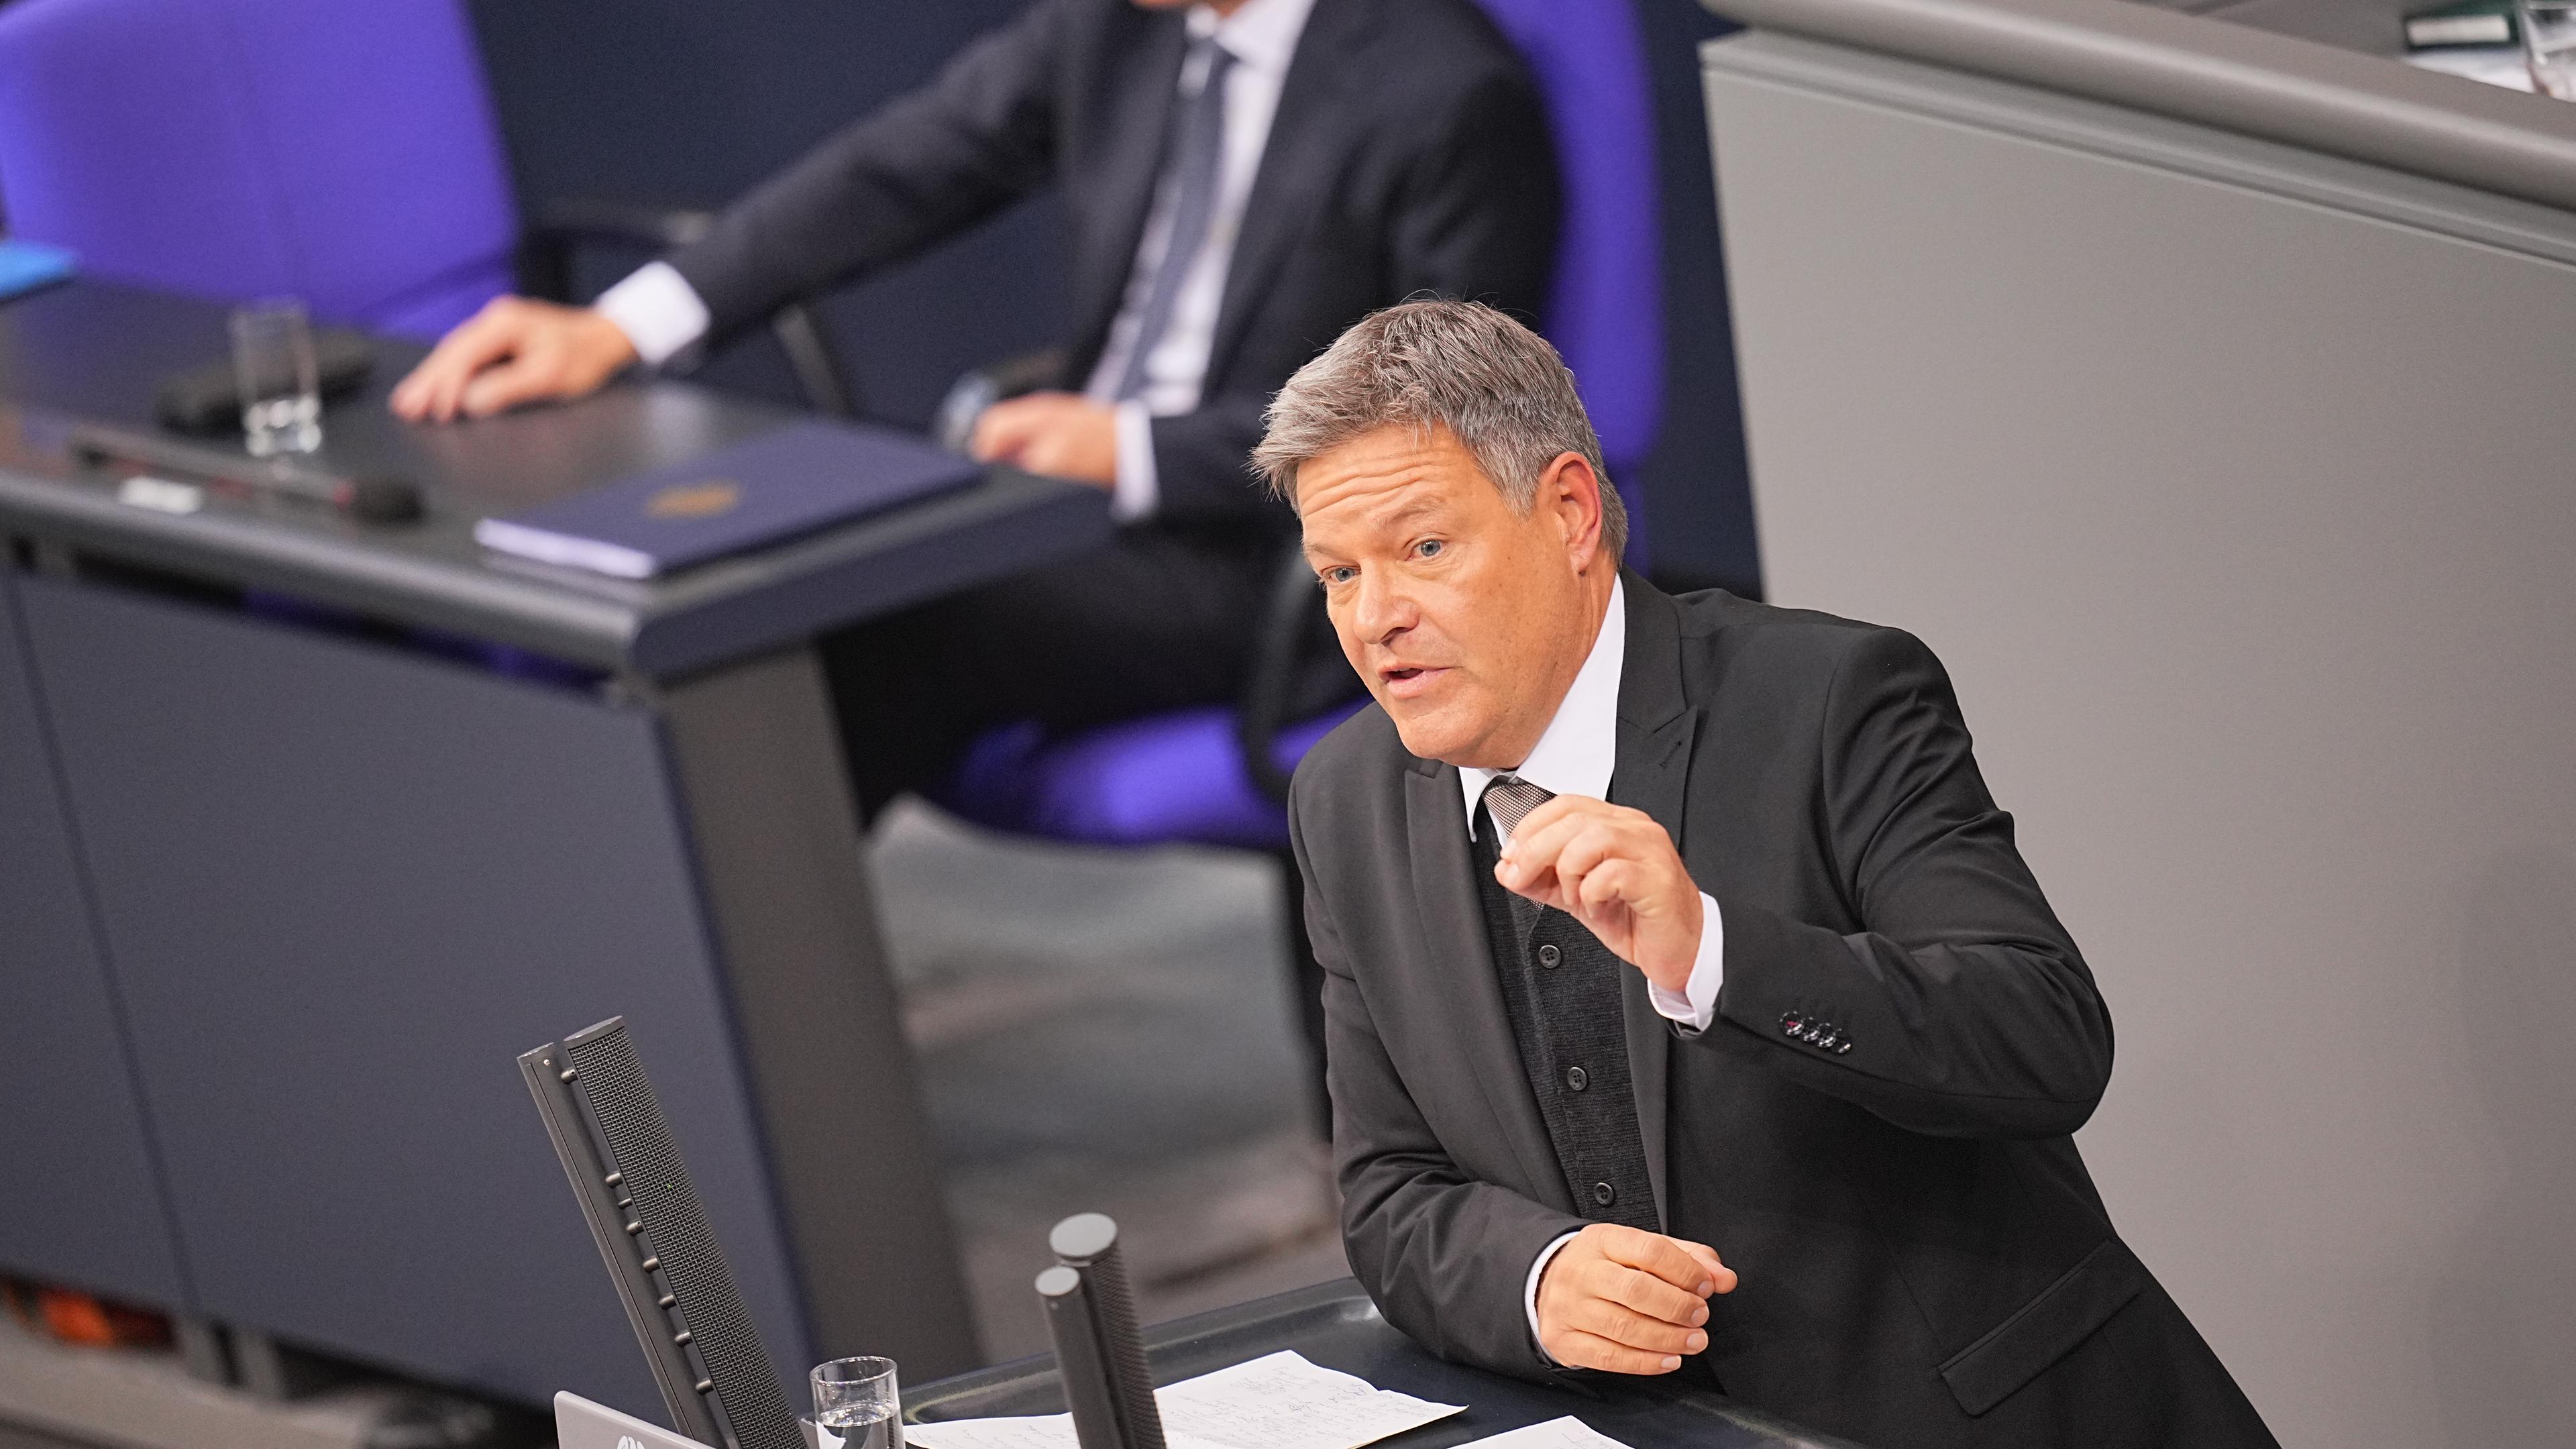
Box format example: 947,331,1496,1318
1112,38,1239,402
1481,773,1555,843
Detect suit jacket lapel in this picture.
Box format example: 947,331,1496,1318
1402,761,1568,1213
1202,0,1375,386
1068,14,1190,370
1608,575,1697,1232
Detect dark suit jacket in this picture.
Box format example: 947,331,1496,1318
665,0,1558,532
1289,578,2276,1448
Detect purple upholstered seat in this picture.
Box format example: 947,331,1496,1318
940,0,1666,853
0,0,520,340
939,704,1365,852
1475,0,1665,558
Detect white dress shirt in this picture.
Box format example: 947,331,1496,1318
596,0,1317,525
1459,578,1726,1360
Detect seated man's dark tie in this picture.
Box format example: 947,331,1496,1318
1112,39,1239,402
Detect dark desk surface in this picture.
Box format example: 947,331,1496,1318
908,1280,1866,1449
0,281,1113,678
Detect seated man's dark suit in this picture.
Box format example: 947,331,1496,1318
1289,576,2277,1449
659,0,1558,813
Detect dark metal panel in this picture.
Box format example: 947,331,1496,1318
659,649,978,1379
0,569,191,1309
16,576,810,1411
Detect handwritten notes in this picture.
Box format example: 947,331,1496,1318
904,1351,1464,1449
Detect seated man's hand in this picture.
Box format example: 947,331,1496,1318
1536,1223,1737,1375
1493,796,1704,993
390,297,637,423
969,391,1117,488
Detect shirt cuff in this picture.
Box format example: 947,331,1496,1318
1110,400,1160,523
1646,893,1725,1034
594,261,711,368
1523,1230,1581,1363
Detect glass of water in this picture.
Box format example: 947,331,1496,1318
2522,0,2576,97
230,298,322,457
811,1356,903,1449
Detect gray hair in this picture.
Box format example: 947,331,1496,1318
1251,300,1625,561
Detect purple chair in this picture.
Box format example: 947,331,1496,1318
0,0,864,412
1473,0,1666,531
0,0,521,340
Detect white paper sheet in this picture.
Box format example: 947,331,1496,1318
1156,1351,1464,1449
1454,1416,1633,1449
904,1351,1462,1449
892,1416,1072,1449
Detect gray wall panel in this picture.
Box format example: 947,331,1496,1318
17,576,810,1412
1707,36,2576,1448
0,570,190,1309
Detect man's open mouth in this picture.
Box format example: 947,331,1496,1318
1378,664,1447,697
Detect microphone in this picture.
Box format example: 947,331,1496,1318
1035,1214,1164,1449
68,421,423,524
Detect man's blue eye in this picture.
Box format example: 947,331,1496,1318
1417,539,1444,558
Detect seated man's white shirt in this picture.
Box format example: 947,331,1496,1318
1455,577,1725,1360
594,0,1318,526
594,261,708,370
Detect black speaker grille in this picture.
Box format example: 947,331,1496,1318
566,1026,801,1449
1081,1240,1163,1449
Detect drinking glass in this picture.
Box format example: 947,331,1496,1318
2521,0,2576,97
230,298,322,456
811,1356,903,1449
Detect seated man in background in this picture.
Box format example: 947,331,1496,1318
392,0,1556,814
1260,301,2277,1449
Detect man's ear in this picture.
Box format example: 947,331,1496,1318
1539,451,1607,571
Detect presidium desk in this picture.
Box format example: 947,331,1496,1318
0,280,1112,1412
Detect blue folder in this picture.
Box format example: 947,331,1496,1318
0,239,78,301
474,421,981,579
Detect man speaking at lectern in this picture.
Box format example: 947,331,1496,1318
1262,303,2277,1449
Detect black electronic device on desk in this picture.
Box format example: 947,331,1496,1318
521,1020,804,1449
152,325,380,434
65,415,425,523
908,1285,1866,1449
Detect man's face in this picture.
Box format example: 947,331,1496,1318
1296,425,1608,768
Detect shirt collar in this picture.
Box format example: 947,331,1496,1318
1460,576,1626,839
1190,0,1316,75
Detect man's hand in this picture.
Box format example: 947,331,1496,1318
390,297,638,423
969,391,1118,487
1536,1223,1737,1374
1494,797,1704,993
